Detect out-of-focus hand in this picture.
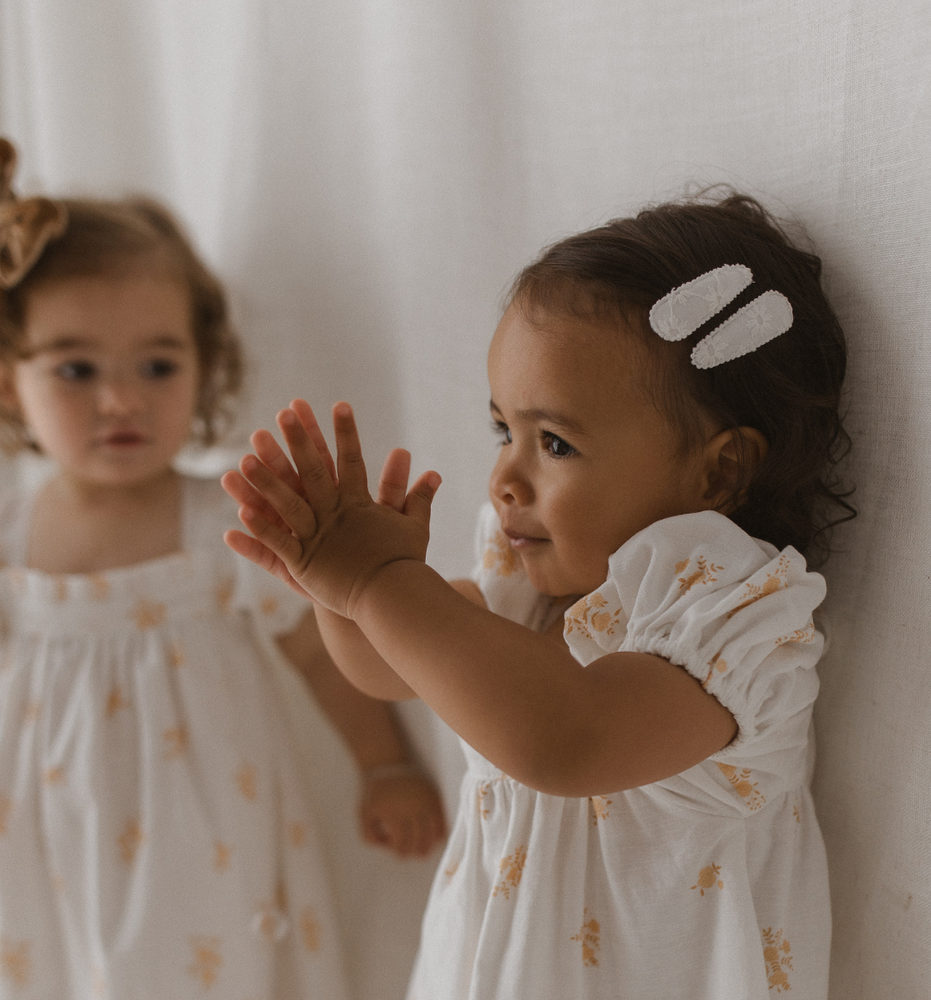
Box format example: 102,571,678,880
359,768,448,858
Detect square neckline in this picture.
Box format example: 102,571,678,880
2,472,203,581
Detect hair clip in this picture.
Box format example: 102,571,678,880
649,264,752,341
649,263,793,369
690,290,793,369
0,137,68,289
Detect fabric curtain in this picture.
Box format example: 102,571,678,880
2,1,928,996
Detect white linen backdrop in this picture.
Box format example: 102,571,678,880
1,1,928,996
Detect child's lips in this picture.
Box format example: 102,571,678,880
99,430,147,447
502,526,548,549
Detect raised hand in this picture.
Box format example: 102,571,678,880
222,401,441,619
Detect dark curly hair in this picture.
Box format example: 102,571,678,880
508,190,855,565
0,197,242,450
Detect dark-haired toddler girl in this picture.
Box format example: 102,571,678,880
225,190,852,999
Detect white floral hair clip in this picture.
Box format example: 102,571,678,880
648,264,793,369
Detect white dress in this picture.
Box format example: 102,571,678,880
407,505,831,1000
0,475,350,1000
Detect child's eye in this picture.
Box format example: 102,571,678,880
542,432,577,458
491,420,512,445
55,360,96,382
141,358,179,379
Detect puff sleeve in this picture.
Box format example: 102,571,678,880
563,510,826,764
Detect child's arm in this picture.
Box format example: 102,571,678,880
277,608,447,856
228,402,737,799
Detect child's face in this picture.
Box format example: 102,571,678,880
2,272,200,490
487,304,715,597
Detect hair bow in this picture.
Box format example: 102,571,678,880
0,137,68,290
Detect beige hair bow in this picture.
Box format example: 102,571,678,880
0,137,68,289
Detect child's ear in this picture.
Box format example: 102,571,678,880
702,426,768,512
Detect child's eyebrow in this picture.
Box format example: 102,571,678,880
30,334,192,354
489,400,586,435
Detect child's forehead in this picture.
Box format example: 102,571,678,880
490,303,647,375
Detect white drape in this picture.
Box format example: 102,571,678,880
1,1,928,996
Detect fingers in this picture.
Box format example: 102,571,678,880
221,469,290,534
403,470,442,527
290,399,337,483
251,428,304,498
277,407,343,507
331,402,371,497
238,452,318,543
377,448,412,512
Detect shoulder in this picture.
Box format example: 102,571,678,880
566,511,826,757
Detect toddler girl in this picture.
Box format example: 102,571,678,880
224,191,853,999
0,137,444,999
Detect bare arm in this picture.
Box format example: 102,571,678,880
228,401,736,798
278,609,446,855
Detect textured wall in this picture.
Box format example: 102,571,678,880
1,1,928,995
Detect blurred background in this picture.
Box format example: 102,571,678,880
1,1,929,996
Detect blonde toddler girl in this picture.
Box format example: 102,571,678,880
0,137,444,999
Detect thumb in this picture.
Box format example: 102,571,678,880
403,471,441,528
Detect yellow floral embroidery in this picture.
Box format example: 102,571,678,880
727,556,790,619
477,776,505,819
0,793,9,834
492,846,527,899
163,727,188,759
188,936,222,988
477,784,491,819
22,700,41,725
444,860,460,879
105,684,128,718
213,841,233,872
482,530,520,577
131,598,166,630
300,908,321,953
0,937,30,987
677,557,724,593
44,766,65,785
775,621,816,646
793,802,801,824
118,818,145,864
702,655,728,689
564,592,623,639
255,898,288,942
691,863,724,895
570,910,600,967
169,643,185,668
236,763,258,801
88,574,109,600
289,822,307,848
717,763,766,810
216,576,234,614
761,927,793,992
260,596,278,615
590,796,611,825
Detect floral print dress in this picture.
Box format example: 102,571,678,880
0,476,349,1000
406,505,830,1000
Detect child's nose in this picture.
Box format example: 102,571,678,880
490,451,533,506
96,377,144,416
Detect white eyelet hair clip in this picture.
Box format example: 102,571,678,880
648,264,793,369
